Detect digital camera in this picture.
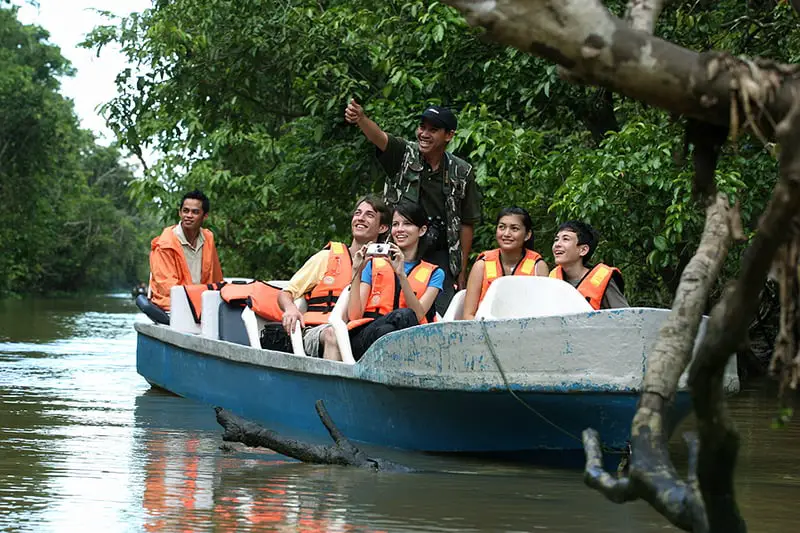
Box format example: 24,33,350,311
366,243,390,256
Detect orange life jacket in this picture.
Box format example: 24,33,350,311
477,248,543,303
549,263,623,310
303,242,352,326
148,225,223,311
183,282,226,323
220,280,285,322
347,258,437,330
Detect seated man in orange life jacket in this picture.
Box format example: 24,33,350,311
549,221,628,310
148,189,224,312
277,195,391,360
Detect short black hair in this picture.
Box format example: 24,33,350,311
181,189,210,214
557,220,599,266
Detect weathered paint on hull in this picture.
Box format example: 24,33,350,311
136,331,691,453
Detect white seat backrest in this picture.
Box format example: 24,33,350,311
242,306,262,348
475,276,592,320
242,296,307,356
200,290,222,339
441,289,466,322
328,286,356,364
267,280,291,289
169,285,202,334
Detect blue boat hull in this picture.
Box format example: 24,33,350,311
136,331,691,454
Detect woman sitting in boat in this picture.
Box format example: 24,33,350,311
462,206,549,320
345,201,444,361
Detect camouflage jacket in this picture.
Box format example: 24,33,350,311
382,140,472,277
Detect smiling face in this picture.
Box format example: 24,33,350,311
552,229,589,267
391,211,426,253
351,201,386,243
496,214,531,254
179,198,207,234
416,119,454,156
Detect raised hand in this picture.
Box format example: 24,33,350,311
344,98,364,124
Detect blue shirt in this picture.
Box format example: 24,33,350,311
361,260,444,291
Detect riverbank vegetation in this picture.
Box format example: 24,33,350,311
87,1,800,531
86,0,788,307
0,6,156,297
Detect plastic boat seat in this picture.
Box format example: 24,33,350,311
475,276,592,320
441,289,466,322
241,297,307,356
135,294,170,325
169,285,202,334
200,290,222,339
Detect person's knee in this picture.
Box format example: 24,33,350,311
321,326,336,344
392,308,418,327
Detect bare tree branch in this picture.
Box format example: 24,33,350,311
443,0,797,131
686,93,800,532
624,0,669,34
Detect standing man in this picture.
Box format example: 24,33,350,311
148,189,223,311
344,99,481,315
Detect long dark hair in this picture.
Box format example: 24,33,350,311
496,206,534,251
392,201,430,260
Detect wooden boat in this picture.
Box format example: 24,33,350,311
135,277,739,457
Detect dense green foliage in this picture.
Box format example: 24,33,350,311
87,0,794,305
0,6,156,296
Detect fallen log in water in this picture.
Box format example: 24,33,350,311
215,399,416,472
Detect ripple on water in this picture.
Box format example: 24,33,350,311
2,295,800,532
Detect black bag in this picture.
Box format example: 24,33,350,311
259,322,293,353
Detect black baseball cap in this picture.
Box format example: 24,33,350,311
420,106,457,131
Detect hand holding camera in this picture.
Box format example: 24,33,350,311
366,243,390,256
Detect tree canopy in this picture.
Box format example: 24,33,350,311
0,5,155,296
85,0,788,306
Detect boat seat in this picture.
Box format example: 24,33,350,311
441,289,466,322
241,297,307,356
169,285,202,334
200,290,222,339
475,276,593,320
327,285,356,364
266,280,290,289
135,294,170,325
218,300,251,345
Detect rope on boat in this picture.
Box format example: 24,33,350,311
479,319,624,455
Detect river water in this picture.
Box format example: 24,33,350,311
0,294,798,532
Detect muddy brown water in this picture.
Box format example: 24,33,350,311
1,294,797,532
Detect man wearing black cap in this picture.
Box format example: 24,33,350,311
345,99,481,315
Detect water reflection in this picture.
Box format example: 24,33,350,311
1,294,799,532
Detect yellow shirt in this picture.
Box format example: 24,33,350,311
283,249,331,299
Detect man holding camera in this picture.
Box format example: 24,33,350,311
277,195,390,360
344,100,481,315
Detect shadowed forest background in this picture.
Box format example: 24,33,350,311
3,0,795,304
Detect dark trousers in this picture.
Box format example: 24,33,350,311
422,248,456,316
349,308,418,361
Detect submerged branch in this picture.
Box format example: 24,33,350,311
215,401,415,472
